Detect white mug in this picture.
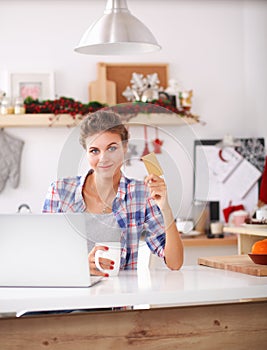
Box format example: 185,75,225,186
210,221,223,234
256,208,267,221
176,220,194,233
95,242,121,277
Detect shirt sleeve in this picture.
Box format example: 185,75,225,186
42,182,62,213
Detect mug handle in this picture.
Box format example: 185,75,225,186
95,250,105,273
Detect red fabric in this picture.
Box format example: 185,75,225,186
259,156,267,204
223,204,245,223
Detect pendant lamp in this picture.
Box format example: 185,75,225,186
74,0,161,55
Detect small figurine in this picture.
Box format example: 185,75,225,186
165,79,181,107
179,90,193,111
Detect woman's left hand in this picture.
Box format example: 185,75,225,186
144,174,170,211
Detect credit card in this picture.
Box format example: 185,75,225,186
141,152,164,176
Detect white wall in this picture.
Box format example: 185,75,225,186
0,0,266,216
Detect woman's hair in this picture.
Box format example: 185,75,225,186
79,110,129,149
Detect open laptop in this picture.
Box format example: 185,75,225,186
0,213,102,288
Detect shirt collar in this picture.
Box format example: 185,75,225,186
74,169,93,206
75,169,128,205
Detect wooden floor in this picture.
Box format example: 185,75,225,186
1,301,267,349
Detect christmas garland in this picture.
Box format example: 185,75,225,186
24,96,197,119
24,97,105,117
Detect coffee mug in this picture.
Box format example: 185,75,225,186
256,208,267,221
95,242,121,277
176,220,194,233
232,210,248,226
210,221,223,234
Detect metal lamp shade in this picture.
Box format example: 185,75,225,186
74,0,161,55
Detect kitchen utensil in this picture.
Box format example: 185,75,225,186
89,63,116,105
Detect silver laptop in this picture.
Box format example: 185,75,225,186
0,213,101,288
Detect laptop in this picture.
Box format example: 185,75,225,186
0,213,102,288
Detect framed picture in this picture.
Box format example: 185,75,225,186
9,72,55,101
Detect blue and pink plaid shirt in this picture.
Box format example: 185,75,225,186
43,171,166,270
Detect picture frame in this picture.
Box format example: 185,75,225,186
8,72,55,101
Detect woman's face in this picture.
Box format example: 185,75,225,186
85,131,127,178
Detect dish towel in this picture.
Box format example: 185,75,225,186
0,129,24,193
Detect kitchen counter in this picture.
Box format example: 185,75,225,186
0,266,266,349
0,265,266,316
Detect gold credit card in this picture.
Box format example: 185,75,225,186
141,152,164,176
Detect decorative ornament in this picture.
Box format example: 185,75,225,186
122,72,162,102
152,127,163,154
179,90,193,111
23,97,200,125
141,125,150,158
165,79,181,107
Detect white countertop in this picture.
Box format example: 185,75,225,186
1,265,267,317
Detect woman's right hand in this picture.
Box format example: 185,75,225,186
88,245,114,277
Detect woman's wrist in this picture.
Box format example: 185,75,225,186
161,207,175,230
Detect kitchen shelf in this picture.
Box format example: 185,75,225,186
0,113,198,128
181,234,237,247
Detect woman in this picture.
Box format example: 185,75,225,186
43,110,183,275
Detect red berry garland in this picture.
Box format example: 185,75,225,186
24,96,195,119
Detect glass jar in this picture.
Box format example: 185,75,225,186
14,97,26,114
0,96,14,115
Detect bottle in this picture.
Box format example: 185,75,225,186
0,96,14,115
14,97,26,114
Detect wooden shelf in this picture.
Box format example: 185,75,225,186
0,113,198,128
0,114,79,128
127,113,198,126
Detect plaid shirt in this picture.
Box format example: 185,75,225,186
43,172,166,269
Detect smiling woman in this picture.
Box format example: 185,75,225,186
42,109,184,275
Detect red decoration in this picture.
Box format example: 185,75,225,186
223,201,245,223
152,127,163,154
141,125,150,158
24,97,198,120
259,156,267,204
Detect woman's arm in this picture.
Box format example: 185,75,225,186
145,174,184,270
160,205,184,270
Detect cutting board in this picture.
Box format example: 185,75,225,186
198,255,267,276
89,62,116,105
